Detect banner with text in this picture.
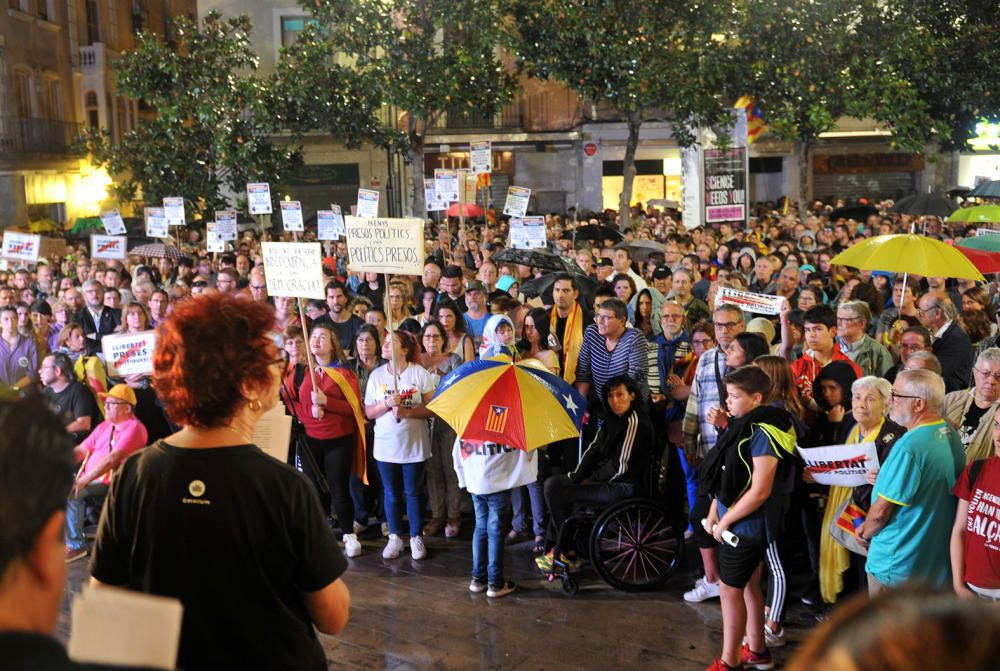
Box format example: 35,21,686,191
317,206,345,240
102,331,156,377
261,241,325,299
247,183,272,215
510,217,547,249
345,216,424,275
425,179,446,212
503,186,531,218
703,147,747,226
470,140,492,174
434,169,459,203
356,189,380,218
214,211,238,241
144,207,168,239
797,441,879,487
163,197,185,225
1,231,40,262
100,209,127,235
716,287,785,315
91,235,127,260
280,201,304,232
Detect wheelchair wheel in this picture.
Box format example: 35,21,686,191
589,498,683,592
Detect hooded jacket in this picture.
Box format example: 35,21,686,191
569,397,652,485
478,314,516,359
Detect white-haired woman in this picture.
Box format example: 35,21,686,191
816,376,906,604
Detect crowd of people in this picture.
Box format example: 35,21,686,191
2,196,1000,670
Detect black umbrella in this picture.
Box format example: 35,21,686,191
828,204,877,222
520,271,599,306
492,247,583,274
970,180,1000,199
561,224,623,243
888,193,956,218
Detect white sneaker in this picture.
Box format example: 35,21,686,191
382,534,404,559
764,623,786,648
683,576,721,602
410,535,427,560
343,533,362,558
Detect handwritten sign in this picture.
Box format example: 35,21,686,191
317,207,345,240
144,207,168,239
715,287,785,316
163,197,185,225
100,209,127,235
102,331,156,377
356,189,380,218
247,183,272,215
797,442,879,487
1,232,40,262
434,169,459,202
214,211,238,241
280,201,304,232
470,140,492,174
510,216,547,249
503,186,531,218
206,229,226,253
91,235,127,260
425,179,446,212
345,216,424,275
261,241,325,299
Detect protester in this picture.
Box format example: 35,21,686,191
916,293,973,393
0,304,38,390
951,414,1000,600
438,299,475,362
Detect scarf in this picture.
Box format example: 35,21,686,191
654,330,690,391
552,302,584,385
319,366,368,485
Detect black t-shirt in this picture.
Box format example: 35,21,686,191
91,442,347,671
960,402,990,448
44,381,99,442
329,314,364,356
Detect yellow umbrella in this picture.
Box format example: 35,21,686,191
829,234,985,281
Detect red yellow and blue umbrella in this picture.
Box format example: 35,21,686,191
428,354,586,452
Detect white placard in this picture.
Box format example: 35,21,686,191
1,231,40,261
102,330,156,377
317,207,345,240
344,216,425,275
163,197,185,226
206,229,226,253
280,200,304,232
425,178,446,212
100,209,127,235
253,402,293,463
503,185,531,218
356,188,380,218
261,241,325,299
144,207,168,239
510,216,547,249
797,442,879,487
975,228,1000,236
715,287,786,315
90,235,127,260
214,211,238,241
470,139,492,174
247,182,272,215
434,169,459,203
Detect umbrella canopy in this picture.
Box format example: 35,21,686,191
954,245,1000,274
828,204,877,222
492,247,582,274
427,355,586,451
830,234,985,281
616,240,667,264
446,203,485,218
129,243,188,260
969,180,1000,199
561,224,623,243
519,272,599,306
957,235,1000,253
888,193,956,218
948,205,1000,223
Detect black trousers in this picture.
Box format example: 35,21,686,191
543,474,635,532
306,434,355,532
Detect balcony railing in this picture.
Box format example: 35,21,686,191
79,44,114,72
0,117,83,158
427,100,524,133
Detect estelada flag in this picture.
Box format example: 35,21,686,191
476,172,491,190
734,96,768,144
320,366,368,485
835,502,867,534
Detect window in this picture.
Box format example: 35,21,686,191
85,0,101,44
40,77,62,120
85,92,99,128
38,0,56,21
8,0,27,13
12,68,32,118
280,16,317,48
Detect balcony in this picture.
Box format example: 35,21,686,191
0,117,83,158
79,44,114,72
427,100,524,133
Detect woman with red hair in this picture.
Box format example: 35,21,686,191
88,293,351,671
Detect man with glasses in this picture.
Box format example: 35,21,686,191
575,298,648,409
215,268,240,296
65,384,148,563
835,300,892,377
917,293,972,393
40,352,99,443
857,369,964,594
248,266,270,304
885,325,933,383
943,348,1000,463
671,269,710,331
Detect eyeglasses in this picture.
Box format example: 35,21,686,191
974,367,1000,382
692,338,714,346
917,306,940,315
250,284,267,291
660,313,684,321
889,390,924,402
712,320,741,330
104,400,130,407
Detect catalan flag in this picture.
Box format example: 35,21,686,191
734,96,768,144
485,405,509,433
476,172,491,191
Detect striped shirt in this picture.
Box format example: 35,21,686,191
576,324,649,402
682,347,728,459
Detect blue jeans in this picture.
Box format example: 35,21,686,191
511,481,545,536
376,460,426,537
472,491,510,585
65,482,108,551
678,447,698,532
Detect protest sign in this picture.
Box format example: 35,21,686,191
145,207,169,239
510,216,547,249
38,237,66,260
715,287,785,315
163,197,185,225
102,331,156,377
280,201,304,232
247,183,272,215
503,186,531,217
1,231,40,262
91,235,127,261
458,168,477,204
703,147,747,226
470,140,492,174
434,169,460,203
100,209,127,235
345,216,424,275
317,206,345,240
205,226,226,253
976,228,1000,237
261,241,325,299
425,179,446,212
214,211,238,241
356,188,380,218
796,442,879,487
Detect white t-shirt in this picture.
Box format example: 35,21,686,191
365,363,437,463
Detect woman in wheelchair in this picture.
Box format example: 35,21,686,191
538,374,652,571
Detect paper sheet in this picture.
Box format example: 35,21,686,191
254,402,292,462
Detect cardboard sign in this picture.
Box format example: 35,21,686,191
1,231,40,262
510,216,547,249
206,230,226,253
425,179,446,212
100,209,127,235
317,207,345,240
715,287,785,315
91,235,127,260
144,207,168,239
38,237,66,260
344,216,424,275
797,442,879,487
434,169,460,202
280,201,304,232
503,186,531,217
163,197,185,226
356,188,380,218
214,211,238,241
102,331,156,377
247,183,272,215
470,139,492,174
261,241,325,299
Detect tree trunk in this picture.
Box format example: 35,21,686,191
618,111,642,231
406,114,426,218
795,139,811,222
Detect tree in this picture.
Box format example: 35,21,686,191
305,0,518,216
504,0,737,229
82,12,300,222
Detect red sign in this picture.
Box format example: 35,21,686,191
584,143,598,157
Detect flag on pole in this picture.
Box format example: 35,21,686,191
734,96,768,144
